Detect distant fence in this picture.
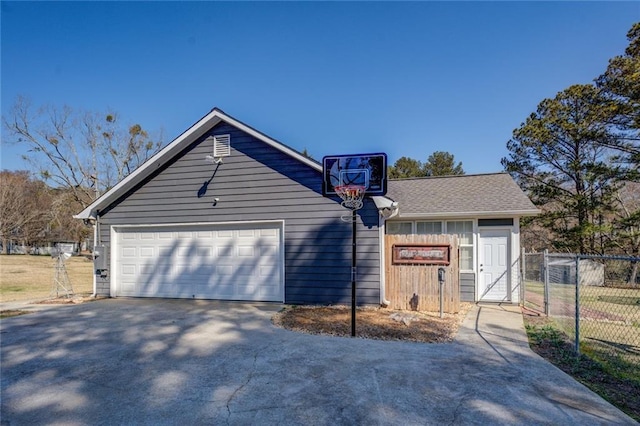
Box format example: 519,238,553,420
523,251,639,370
1,242,85,255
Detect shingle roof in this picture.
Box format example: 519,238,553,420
387,173,538,218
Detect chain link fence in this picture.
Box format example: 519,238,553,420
523,251,640,371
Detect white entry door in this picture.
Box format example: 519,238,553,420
478,230,510,301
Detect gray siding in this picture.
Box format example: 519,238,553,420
460,272,475,302
96,122,381,304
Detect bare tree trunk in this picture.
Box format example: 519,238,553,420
629,261,639,287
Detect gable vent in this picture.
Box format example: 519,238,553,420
213,134,231,158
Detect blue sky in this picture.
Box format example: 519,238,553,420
1,2,638,175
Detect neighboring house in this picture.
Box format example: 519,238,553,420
380,174,539,303
76,108,538,306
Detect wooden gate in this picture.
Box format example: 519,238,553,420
385,234,460,313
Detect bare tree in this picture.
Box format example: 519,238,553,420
3,96,162,208
0,171,51,254
608,182,640,284
48,188,92,249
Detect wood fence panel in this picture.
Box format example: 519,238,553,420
385,234,460,313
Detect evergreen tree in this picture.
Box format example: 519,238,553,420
423,151,464,176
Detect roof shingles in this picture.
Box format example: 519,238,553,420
387,173,538,217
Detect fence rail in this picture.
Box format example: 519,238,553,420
523,251,639,371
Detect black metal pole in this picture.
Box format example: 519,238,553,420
351,208,357,337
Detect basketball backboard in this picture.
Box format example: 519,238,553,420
322,153,387,196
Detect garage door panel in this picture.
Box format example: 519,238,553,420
122,247,136,257
216,265,234,275
260,228,278,237
120,281,136,293
157,247,174,258
260,245,278,256
190,263,215,275
122,264,136,275
235,265,257,276
195,247,213,257
238,229,255,237
115,223,283,302
217,245,234,257
140,247,155,257
238,246,255,257
193,285,234,298
139,262,160,276
260,265,278,276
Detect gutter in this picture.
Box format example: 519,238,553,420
394,209,540,219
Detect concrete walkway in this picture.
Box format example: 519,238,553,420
0,299,635,425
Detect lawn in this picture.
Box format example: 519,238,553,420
523,314,640,422
524,279,640,369
0,254,94,302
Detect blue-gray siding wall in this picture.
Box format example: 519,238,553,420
460,272,475,302
96,122,381,304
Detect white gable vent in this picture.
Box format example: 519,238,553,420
213,134,231,158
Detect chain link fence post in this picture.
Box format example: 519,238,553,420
575,255,581,355
543,249,549,316
521,247,526,305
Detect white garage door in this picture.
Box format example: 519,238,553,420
114,222,283,302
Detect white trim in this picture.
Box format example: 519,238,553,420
75,108,321,220
91,221,97,297
110,219,285,230
477,227,513,302
396,210,539,219
378,216,390,306
110,220,286,302
110,226,117,297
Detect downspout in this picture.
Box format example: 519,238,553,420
90,212,100,298
379,215,391,307
371,196,398,307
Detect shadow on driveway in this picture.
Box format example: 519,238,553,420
1,299,634,425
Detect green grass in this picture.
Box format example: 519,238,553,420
524,318,640,421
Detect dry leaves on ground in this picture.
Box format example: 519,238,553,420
273,303,473,343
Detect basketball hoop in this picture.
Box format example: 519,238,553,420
322,153,387,338
335,185,365,210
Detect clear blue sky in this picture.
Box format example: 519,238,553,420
1,2,638,174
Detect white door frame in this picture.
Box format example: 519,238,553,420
477,228,511,302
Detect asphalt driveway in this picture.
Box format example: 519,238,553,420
0,299,634,425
